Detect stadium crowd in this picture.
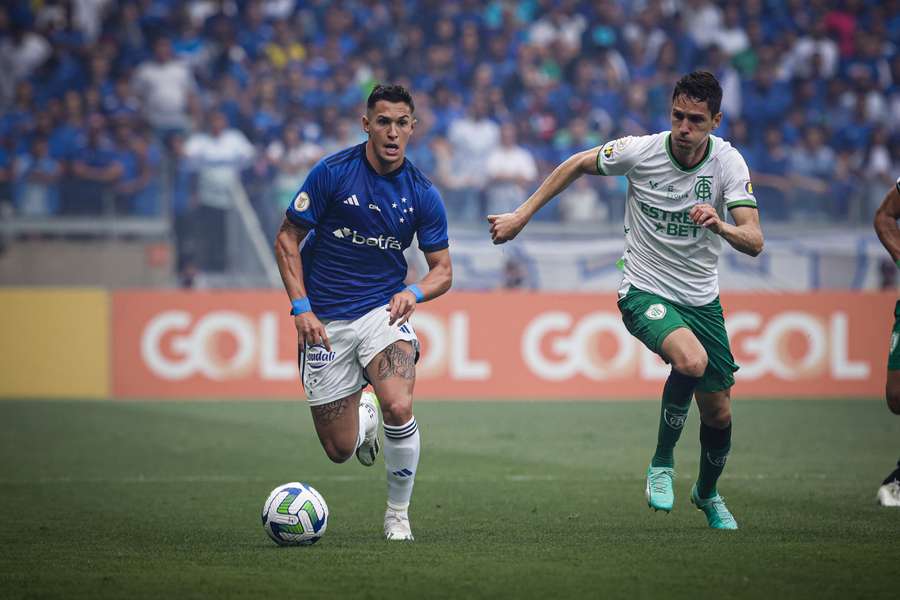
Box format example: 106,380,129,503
0,0,897,240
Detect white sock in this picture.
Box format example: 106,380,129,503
383,416,420,510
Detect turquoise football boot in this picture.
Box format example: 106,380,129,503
690,484,738,530
645,465,675,512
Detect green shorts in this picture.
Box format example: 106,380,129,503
618,286,738,393
888,301,900,371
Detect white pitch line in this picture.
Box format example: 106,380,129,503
0,473,831,485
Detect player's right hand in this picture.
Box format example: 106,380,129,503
487,212,525,244
295,312,331,352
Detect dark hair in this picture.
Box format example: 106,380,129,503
672,71,722,116
367,84,415,113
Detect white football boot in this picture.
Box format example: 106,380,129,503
356,390,380,467
384,506,414,541
876,480,900,507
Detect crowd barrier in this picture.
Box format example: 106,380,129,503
1,289,892,399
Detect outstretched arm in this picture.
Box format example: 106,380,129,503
488,147,601,244
387,248,452,326
274,217,331,350
874,182,900,263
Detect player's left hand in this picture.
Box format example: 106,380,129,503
387,290,417,327
689,203,723,233
487,212,526,244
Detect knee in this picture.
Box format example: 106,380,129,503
701,405,731,429
888,392,900,416
379,395,413,426
674,351,708,379
886,375,900,414
322,440,355,464
381,403,412,426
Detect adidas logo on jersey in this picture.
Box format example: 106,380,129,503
343,194,360,206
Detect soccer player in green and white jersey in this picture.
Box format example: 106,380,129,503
872,176,900,507
488,71,763,529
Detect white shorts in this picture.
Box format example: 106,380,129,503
300,303,419,406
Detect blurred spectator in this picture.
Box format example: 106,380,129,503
0,136,12,211
166,132,198,287
711,5,748,58
66,113,123,215
558,177,607,224
265,18,305,71
683,0,722,50
501,252,533,290
320,117,364,155
786,126,832,214
831,149,860,220
789,126,835,185
879,257,897,290
102,73,141,118
0,135,10,243
484,122,538,217
2,81,36,140
264,124,323,235
784,19,839,79
0,22,51,84
238,0,273,61
703,45,741,117
183,110,254,272
132,36,197,135
14,136,61,216
741,62,792,136
751,127,792,221
112,118,159,215
445,94,500,220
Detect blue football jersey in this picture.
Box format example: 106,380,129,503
285,143,449,321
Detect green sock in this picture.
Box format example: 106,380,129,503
651,369,699,468
697,422,732,498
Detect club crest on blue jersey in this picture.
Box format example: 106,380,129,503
293,191,311,212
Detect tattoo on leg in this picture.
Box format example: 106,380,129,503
376,342,416,380
311,397,353,425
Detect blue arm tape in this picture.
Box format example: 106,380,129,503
406,284,425,303
290,297,312,315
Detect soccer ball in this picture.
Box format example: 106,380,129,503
261,482,329,546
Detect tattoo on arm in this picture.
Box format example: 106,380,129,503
279,219,306,237
375,342,416,380
311,397,353,425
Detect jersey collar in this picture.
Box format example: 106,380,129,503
665,133,713,173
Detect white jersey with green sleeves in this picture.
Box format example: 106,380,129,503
597,132,756,307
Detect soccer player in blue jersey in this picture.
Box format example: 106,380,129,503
274,84,452,540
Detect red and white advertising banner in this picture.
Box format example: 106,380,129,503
112,291,893,399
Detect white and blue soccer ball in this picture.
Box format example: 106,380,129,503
261,482,329,546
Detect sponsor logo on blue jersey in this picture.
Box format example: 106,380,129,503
332,227,402,250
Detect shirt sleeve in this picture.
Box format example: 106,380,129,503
416,185,450,253
721,150,758,210
285,159,335,229
596,135,654,177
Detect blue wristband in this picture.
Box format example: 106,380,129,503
406,284,425,303
290,297,312,315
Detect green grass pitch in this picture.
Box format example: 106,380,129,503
0,399,897,599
